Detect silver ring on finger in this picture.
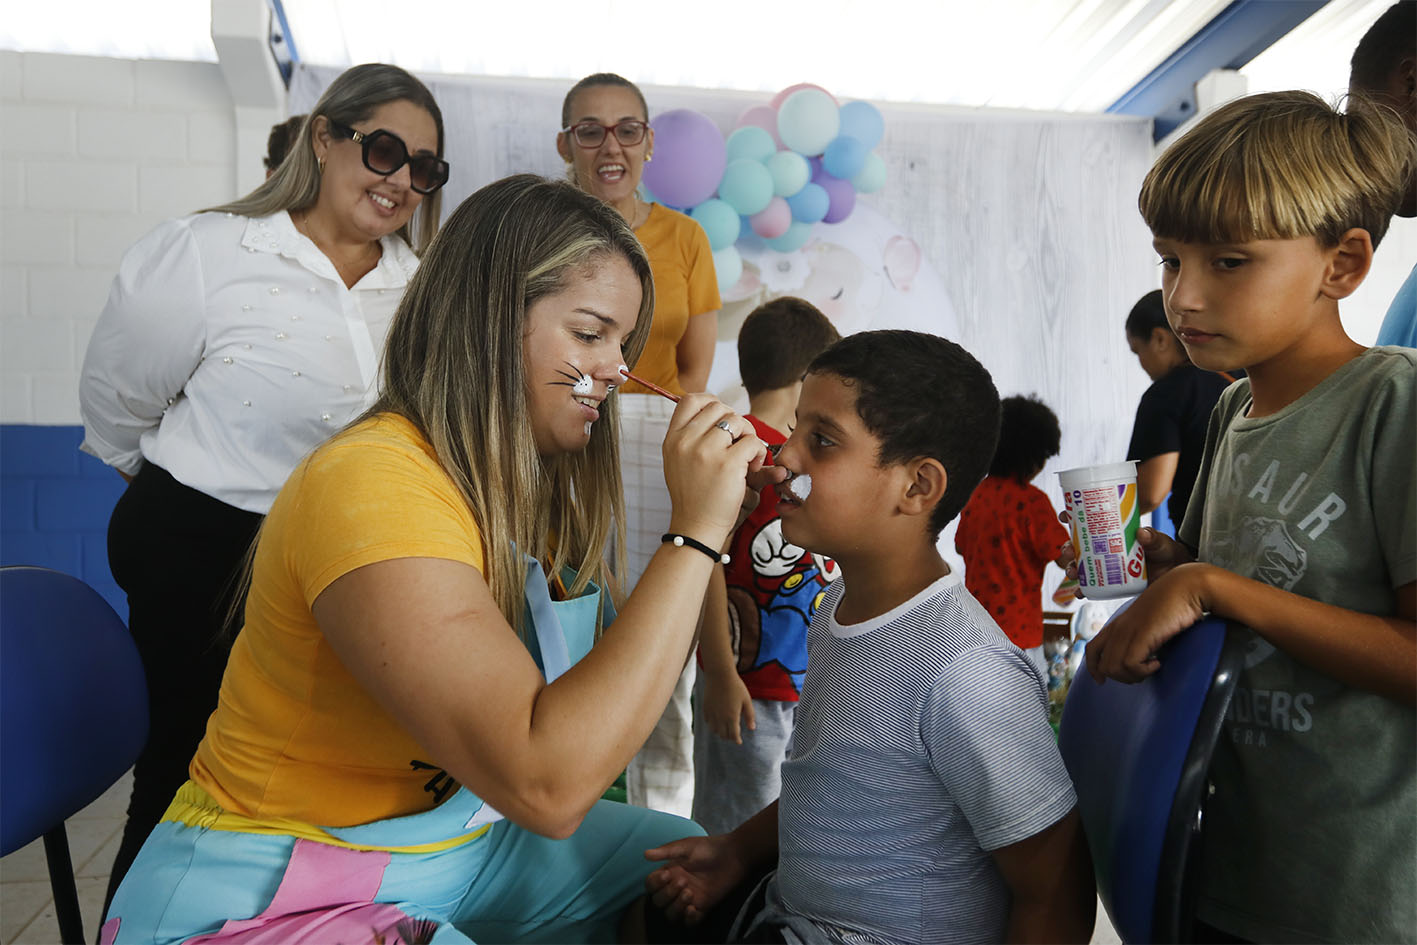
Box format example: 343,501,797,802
715,419,734,438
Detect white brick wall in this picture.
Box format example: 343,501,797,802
0,51,238,424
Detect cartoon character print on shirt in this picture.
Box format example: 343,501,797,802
1208,453,1350,745
727,517,838,695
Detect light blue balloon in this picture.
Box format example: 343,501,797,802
725,126,777,164
822,135,869,181
776,89,840,156
691,198,742,252
713,245,743,292
765,150,810,197
838,100,885,149
766,220,814,253
786,182,829,224
852,152,887,194
717,158,774,216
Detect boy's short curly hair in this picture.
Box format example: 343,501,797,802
1139,90,1415,248
989,395,1061,483
807,330,1000,539
738,296,841,396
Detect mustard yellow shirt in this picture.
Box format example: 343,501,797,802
622,203,720,397
192,414,485,826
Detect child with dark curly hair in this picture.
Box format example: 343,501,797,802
955,395,1069,673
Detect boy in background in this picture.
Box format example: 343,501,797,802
693,297,841,836
1086,91,1416,943
955,394,1069,674
651,330,1093,945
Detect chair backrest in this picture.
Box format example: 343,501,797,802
1,566,149,856
1057,607,1241,944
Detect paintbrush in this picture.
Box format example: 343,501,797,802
618,366,680,403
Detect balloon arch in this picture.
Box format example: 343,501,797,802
641,84,887,295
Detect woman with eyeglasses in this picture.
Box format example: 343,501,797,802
558,72,720,818
79,63,448,911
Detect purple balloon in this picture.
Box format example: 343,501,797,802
642,109,727,210
813,166,856,224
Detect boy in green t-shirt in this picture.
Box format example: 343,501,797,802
1085,90,1416,943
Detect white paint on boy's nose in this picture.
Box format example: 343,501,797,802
788,473,813,501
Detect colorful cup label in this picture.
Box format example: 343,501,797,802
1068,481,1146,590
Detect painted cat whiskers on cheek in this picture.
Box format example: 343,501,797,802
551,361,602,436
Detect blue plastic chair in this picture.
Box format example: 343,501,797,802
1,566,149,944
1057,607,1242,944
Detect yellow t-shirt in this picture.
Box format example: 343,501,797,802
191,413,485,826
622,203,721,397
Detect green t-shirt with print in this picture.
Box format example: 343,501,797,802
1180,346,1417,944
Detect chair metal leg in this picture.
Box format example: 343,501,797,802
42,825,85,945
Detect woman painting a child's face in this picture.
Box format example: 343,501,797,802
523,255,641,459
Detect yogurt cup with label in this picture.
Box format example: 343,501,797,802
1058,461,1148,600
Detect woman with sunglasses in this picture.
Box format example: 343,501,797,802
557,73,720,818
79,62,448,910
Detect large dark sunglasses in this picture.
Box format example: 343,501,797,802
328,120,449,195
562,120,648,149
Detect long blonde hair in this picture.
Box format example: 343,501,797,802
207,63,445,251
1140,90,1415,248
368,174,653,634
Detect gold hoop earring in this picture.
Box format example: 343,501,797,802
317,157,325,173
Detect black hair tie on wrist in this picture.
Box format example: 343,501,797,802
661,533,730,565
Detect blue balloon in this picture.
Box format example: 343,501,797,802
717,158,774,216
737,231,767,254
838,100,885,149
822,135,869,181
725,126,777,164
786,182,829,224
765,150,810,197
691,198,742,252
766,220,814,253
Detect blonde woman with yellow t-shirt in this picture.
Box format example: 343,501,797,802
100,175,778,945
557,72,721,817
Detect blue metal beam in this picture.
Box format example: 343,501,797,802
268,0,300,87
1108,0,1329,140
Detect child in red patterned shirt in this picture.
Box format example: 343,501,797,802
955,395,1069,673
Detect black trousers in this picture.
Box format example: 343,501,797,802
101,463,263,918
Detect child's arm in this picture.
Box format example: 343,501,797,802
644,801,780,925
699,565,757,743
1087,566,1417,704
990,808,1095,944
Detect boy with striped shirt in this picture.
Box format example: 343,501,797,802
646,331,1093,944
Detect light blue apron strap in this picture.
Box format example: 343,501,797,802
524,556,573,683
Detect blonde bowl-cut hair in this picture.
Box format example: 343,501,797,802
207,63,445,252
364,173,653,636
1139,90,1416,249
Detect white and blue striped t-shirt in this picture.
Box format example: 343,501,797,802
759,570,1076,945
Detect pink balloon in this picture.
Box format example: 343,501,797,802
749,197,792,239
883,236,922,291
770,83,838,111
735,105,783,149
